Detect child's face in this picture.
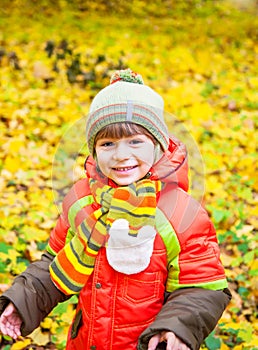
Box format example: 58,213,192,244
95,134,155,185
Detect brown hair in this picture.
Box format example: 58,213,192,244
94,122,157,145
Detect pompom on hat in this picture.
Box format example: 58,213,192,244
86,68,169,156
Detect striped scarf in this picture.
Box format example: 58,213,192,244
49,178,161,295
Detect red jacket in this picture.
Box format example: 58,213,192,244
46,136,227,350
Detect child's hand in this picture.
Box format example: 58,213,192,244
0,303,22,339
148,331,190,350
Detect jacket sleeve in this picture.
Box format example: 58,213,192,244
0,252,68,336
138,287,231,350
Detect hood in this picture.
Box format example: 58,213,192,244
84,135,188,192
149,136,188,191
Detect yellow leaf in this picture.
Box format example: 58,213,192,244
27,241,43,261
250,276,258,297
220,254,234,267
250,260,258,271
11,338,31,350
29,328,50,346
4,156,21,173
8,140,25,154
220,343,230,350
40,317,53,330
248,337,258,347
188,102,214,126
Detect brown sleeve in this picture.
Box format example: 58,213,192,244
0,252,68,336
138,287,231,350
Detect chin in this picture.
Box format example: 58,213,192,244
113,177,138,186
114,180,132,186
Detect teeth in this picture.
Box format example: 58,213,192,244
114,166,135,171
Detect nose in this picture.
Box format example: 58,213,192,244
113,141,130,160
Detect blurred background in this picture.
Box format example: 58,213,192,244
0,1,257,349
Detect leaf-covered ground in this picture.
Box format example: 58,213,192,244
0,1,257,349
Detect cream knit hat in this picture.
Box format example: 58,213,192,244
86,68,169,155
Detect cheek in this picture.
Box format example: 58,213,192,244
95,150,107,168
137,145,155,164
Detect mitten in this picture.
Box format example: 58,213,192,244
106,219,156,274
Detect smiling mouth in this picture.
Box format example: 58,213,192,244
112,165,137,172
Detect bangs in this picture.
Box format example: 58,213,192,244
94,122,157,144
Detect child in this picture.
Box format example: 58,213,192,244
0,69,231,350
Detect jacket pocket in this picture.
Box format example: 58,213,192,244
71,309,82,339
122,271,162,304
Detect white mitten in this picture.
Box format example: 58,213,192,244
106,219,156,274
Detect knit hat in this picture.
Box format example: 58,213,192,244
86,68,169,156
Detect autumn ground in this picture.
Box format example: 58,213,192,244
0,0,257,349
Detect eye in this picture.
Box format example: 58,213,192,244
100,141,114,147
129,138,143,145
96,139,116,148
